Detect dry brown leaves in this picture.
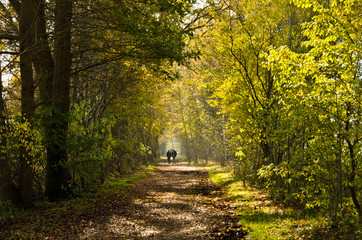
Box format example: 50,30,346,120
0,162,246,239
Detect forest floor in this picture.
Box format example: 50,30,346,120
0,161,246,239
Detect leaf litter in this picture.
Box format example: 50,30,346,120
0,162,246,239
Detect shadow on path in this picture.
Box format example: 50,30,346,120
0,161,246,239
80,162,246,239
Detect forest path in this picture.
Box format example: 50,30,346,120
80,160,245,239
0,160,246,239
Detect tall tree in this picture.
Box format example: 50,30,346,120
31,0,54,106
46,0,73,201
19,0,36,207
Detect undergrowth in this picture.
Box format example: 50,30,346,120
204,164,360,240
0,164,156,226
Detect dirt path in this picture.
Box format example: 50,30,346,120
0,162,245,239
80,162,245,239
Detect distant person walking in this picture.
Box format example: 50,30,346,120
166,150,171,164
171,149,177,164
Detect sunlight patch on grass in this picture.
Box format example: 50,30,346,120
205,164,333,240
100,165,156,195
204,165,233,187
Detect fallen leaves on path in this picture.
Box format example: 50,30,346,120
0,162,246,239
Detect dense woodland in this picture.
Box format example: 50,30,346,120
0,0,361,232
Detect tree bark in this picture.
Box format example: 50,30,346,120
45,0,73,201
19,0,36,208
30,2,56,199
32,0,54,105
344,105,361,221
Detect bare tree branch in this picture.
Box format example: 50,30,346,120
0,33,19,40
0,51,18,55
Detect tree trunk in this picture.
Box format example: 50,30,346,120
32,0,54,105
45,0,73,201
348,152,361,221
0,61,19,203
30,0,58,201
19,0,36,208
344,104,361,221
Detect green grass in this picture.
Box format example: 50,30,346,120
101,165,156,194
204,164,353,240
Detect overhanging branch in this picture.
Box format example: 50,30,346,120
0,33,19,40
0,51,18,55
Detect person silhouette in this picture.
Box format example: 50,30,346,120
166,150,171,164
171,149,177,164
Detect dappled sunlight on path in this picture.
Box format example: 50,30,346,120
79,161,245,239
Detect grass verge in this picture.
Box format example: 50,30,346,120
204,164,358,240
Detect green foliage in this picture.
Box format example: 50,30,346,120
103,64,171,173
165,64,228,164
95,0,198,65
67,101,116,188
102,166,155,193
194,0,361,228
0,114,45,190
0,0,200,203
265,0,362,223
6,115,45,163
0,201,23,223
206,163,359,240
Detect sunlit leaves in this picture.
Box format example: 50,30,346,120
193,0,361,225
266,0,362,222
0,115,45,167
67,101,116,185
